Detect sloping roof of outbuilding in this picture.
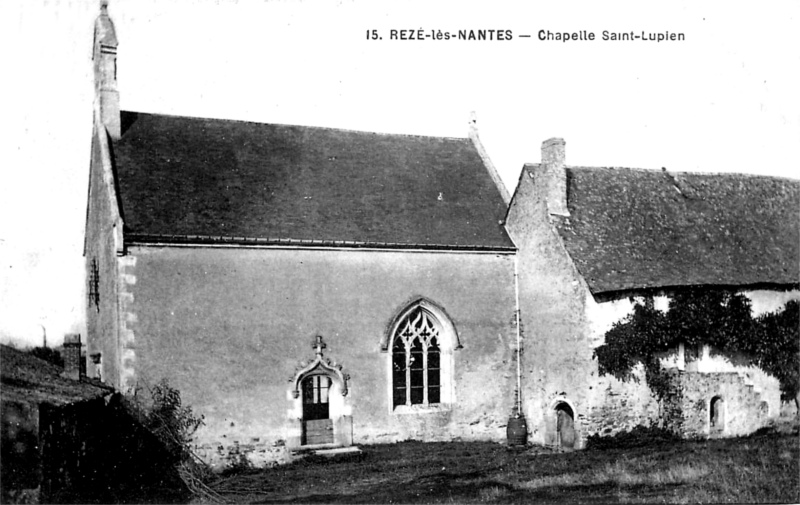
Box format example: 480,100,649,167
0,345,112,406
537,165,800,294
111,113,514,251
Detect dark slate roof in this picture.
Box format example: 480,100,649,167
540,166,800,294
0,345,112,406
112,113,514,250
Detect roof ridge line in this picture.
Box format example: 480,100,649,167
563,165,799,182
119,110,471,142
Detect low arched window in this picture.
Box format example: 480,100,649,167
392,307,442,408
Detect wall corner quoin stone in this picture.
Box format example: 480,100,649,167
118,254,137,270
117,253,138,390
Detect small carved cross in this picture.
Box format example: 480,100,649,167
312,335,327,357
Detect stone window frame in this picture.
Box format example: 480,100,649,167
382,298,460,415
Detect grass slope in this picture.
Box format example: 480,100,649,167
208,430,799,504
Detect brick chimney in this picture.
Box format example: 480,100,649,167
62,333,83,381
94,1,120,139
541,138,569,216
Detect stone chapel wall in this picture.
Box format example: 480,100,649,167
120,245,517,468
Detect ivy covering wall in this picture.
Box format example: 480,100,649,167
594,290,799,406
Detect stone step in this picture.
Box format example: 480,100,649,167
290,444,361,457
313,446,362,457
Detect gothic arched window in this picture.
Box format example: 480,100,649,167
392,308,442,407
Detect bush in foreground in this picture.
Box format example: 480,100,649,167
585,424,682,450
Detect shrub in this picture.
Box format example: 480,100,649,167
586,425,681,451
220,451,255,477
127,379,205,465
27,346,64,367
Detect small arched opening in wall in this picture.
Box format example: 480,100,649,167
709,396,725,436
549,398,578,449
757,400,770,422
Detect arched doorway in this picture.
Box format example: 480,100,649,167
555,402,576,449
301,374,333,445
290,336,351,448
710,396,725,434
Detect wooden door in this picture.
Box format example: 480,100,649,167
301,375,333,445
556,405,575,449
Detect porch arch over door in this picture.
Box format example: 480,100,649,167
288,336,352,448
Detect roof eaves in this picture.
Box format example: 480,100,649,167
590,281,800,303
125,233,516,252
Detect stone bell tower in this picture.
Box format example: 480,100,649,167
93,0,120,139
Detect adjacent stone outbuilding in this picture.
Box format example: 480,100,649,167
506,138,799,448
0,342,186,503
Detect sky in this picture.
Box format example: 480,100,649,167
1,0,798,347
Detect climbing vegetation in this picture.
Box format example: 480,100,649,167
126,379,223,501
594,290,799,406
127,379,206,465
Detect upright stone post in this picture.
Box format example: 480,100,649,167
62,333,82,381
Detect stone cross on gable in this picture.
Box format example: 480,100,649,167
313,335,327,357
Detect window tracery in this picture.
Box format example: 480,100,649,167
392,308,442,407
